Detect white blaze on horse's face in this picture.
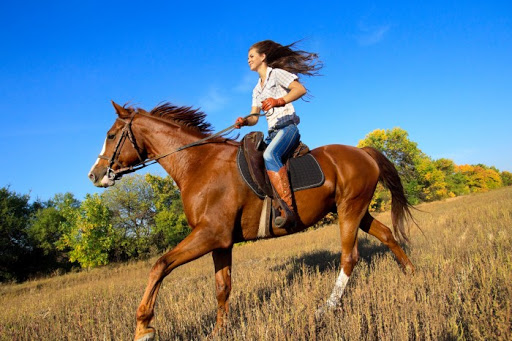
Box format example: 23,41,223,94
88,137,115,187
89,138,107,175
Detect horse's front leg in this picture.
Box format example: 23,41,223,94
211,247,233,334
134,228,224,341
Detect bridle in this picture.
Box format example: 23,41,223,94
97,111,147,182
99,111,263,182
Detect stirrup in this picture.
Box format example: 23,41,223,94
273,199,297,229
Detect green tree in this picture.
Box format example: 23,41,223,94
101,174,156,260
59,194,113,269
358,128,423,181
482,166,503,190
358,127,426,207
30,206,66,254
145,174,189,252
0,186,33,281
501,171,512,186
28,193,80,259
357,128,479,208
434,158,470,196
455,164,503,193
28,193,81,273
415,156,448,201
367,183,391,212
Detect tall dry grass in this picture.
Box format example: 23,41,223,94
1,187,511,340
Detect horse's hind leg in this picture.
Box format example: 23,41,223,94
360,211,415,273
212,247,233,334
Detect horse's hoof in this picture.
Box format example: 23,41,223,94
315,307,326,321
315,302,337,321
135,327,155,341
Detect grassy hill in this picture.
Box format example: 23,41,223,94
1,187,511,340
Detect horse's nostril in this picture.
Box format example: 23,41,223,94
88,172,96,182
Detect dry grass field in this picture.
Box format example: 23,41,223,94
1,187,511,340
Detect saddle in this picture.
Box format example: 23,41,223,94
237,131,324,199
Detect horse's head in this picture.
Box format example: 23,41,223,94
88,101,147,187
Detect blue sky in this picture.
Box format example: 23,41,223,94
1,1,511,202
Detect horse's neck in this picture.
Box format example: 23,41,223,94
137,118,223,188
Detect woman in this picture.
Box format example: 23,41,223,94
235,40,322,229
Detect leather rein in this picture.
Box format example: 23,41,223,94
99,111,262,182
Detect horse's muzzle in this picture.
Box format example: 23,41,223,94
88,168,115,188
100,175,115,187
88,172,96,183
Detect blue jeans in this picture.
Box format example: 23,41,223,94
263,124,300,172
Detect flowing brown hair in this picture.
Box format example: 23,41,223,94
250,40,323,77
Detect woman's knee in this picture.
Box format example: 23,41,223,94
263,149,281,171
263,148,277,163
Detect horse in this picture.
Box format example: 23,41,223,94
88,101,415,341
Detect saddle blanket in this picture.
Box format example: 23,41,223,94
237,148,325,199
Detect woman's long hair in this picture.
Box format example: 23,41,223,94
250,40,323,77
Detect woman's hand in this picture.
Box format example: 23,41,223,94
234,117,248,129
261,97,286,111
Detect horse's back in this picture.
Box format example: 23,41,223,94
311,144,380,192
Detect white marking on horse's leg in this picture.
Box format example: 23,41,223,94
135,331,155,341
89,138,107,174
135,327,155,341
325,268,350,308
316,267,350,319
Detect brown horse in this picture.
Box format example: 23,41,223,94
88,101,415,341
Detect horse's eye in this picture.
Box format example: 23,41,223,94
107,133,116,140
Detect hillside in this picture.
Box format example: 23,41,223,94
1,187,511,340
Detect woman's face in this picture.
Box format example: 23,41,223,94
248,48,266,72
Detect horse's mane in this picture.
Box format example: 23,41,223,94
124,102,212,134
150,102,213,133
125,102,239,143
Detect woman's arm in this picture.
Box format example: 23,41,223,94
235,106,260,128
261,80,306,111
282,80,307,104
237,79,307,128
245,107,261,126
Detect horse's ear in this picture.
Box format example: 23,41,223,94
111,101,131,119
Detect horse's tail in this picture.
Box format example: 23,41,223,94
362,146,415,243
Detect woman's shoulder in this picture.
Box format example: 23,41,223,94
271,67,296,76
271,68,298,84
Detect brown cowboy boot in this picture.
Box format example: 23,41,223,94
267,166,296,229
